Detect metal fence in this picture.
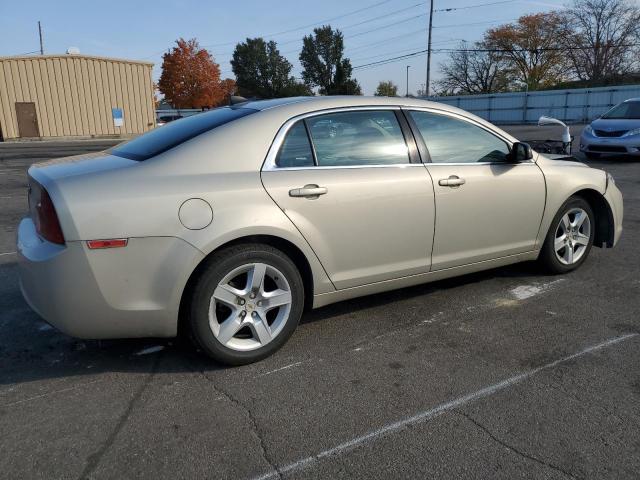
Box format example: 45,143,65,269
426,84,640,125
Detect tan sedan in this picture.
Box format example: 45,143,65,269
17,96,623,364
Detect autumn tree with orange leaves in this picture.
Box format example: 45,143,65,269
159,38,235,108
485,13,569,90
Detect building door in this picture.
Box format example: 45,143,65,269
15,102,40,138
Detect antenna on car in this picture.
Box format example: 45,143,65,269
229,95,249,106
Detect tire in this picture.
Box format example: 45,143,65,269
188,243,304,365
584,152,601,159
538,196,595,274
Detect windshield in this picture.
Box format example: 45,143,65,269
602,101,640,120
111,107,257,161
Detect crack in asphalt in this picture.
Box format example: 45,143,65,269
457,410,582,480
78,353,162,480
197,367,283,480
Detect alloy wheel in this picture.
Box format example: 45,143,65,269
554,208,591,265
208,263,292,351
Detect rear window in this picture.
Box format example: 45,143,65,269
111,107,257,161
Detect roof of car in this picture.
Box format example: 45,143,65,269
235,95,517,144
241,95,458,113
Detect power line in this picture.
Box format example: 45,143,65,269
195,2,429,58
426,0,434,97
350,40,457,62
435,44,640,53
434,0,517,12
201,0,394,48
354,43,640,70
346,28,431,53
354,49,428,70
339,2,425,31
346,12,428,40
141,0,393,59
432,18,517,28
274,10,428,48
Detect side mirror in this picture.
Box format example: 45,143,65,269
509,142,533,162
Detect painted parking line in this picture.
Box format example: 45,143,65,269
0,251,17,257
250,333,638,480
259,361,304,377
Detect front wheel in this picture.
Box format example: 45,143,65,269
538,196,594,274
188,244,304,365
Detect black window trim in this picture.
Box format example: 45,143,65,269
302,119,319,166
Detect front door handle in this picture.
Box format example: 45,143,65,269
289,184,328,199
438,175,466,187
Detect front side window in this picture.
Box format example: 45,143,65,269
409,111,510,163
305,110,410,167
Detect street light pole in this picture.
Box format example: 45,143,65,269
426,0,434,96
406,65,410,97
38,21,44,55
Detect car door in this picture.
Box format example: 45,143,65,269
405,109,546,271
261,108,435,290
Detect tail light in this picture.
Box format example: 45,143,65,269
29,181,65,245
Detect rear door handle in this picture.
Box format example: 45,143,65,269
289,184,328,199
438,175,466,187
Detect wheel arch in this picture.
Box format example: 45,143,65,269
573,188,615,248
178,234,316,336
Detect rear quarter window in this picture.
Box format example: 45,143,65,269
111,107,256,161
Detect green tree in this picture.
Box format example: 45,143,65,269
299,26,362,95
374,81,399,97
231,38,309,98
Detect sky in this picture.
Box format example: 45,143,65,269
0,0,569,96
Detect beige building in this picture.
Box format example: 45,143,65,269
0,54,155,141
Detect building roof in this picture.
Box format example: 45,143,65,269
0,53,153,66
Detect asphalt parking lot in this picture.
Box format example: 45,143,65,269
1,126,639,479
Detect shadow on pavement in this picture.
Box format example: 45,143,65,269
0,258,552,388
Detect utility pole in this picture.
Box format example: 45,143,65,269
426,0,434,97
406,65,410,97
38,21,44,55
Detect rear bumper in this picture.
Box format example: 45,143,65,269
17,218,204,339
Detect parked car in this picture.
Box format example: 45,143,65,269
18,97,623,365
156,114,183,127
580,97,640,158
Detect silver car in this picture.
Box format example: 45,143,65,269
580,97,640,158
17,96,623,365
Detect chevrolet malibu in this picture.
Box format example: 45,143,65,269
18,96,623,365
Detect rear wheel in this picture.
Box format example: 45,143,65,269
188,244,304,365
538,196,594,274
